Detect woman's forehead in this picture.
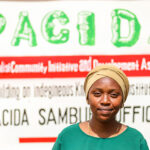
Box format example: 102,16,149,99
90,77,122,90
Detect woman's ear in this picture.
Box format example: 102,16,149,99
86,96,90,104
120,99,124,108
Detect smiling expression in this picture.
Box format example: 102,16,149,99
88,77,123,123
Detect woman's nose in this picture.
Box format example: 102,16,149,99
100,94,111,105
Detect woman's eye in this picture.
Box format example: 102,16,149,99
110,93,119,98
93,92,101,97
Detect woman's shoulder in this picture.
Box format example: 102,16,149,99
126,126,146,139
58,123,80,138
127,126,149,149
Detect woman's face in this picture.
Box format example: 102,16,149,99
88,77,123,123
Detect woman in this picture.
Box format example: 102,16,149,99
52,64,149,150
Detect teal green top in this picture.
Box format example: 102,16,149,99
52,123,149,150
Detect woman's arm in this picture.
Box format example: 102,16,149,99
140,138,149,150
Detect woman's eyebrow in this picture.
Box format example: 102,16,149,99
91,88,102,91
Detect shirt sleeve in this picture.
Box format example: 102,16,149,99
140,138,149,150
52,135,62,150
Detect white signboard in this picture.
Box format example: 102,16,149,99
0,1,150,150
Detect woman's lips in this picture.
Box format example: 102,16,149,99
97,108,113,114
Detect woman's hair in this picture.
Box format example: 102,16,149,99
84,64,129,106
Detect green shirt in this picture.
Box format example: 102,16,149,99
52,123,149,150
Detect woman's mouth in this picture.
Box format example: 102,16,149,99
97,108,113,114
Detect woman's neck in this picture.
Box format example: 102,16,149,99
89,118,122,138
